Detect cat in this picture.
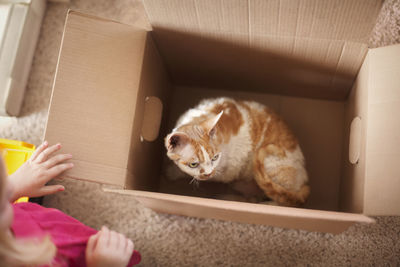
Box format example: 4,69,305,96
164,97,310,206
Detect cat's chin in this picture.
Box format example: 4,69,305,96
196,176,213,181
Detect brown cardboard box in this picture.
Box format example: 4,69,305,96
44,0,400,234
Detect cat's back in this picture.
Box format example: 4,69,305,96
175,97,237,128
176,98,287,144
175,97,269,142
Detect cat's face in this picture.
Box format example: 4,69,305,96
165,112,223,181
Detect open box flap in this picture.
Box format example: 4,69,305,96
125,34,172,191
364,44,400,215
142,0,383,100
340,49,370,213
104,188,374,234
44,11,148,186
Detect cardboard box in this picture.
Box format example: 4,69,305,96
45,0,400,234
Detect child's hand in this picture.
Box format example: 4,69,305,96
86,226,134,267
8,141,73,202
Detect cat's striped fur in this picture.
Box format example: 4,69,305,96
165,97,310,206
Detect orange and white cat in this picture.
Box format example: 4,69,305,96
165,97,310,206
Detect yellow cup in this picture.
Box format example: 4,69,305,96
0,138,35,203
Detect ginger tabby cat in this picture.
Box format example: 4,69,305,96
165,97,310,206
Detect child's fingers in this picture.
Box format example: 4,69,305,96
30,141,48,162
98,226,110,248
118,233,126,251
44,154,72,169
38,185,65,196
46,163,74,180
109,230,119,249
86,233,100,259
126,238,134,254
36,143,61,163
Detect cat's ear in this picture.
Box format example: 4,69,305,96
165,132,190,153
205,111,223,137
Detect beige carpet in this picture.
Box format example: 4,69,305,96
1,0,400,266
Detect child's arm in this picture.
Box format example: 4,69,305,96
86,226,134,267
8,141,73,202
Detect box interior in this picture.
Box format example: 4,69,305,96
127,0,385,213
158,86,345,212
130,0,385,214
123,27,369,213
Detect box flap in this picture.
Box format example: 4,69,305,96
44,11,148,186
125,34,171,191
104,188,374,234
142,0,383,100
340,52,370,213
364,44,400,215
143,0,382,43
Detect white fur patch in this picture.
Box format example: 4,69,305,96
176,108,207,128
210,102,253,183
180,144,195,160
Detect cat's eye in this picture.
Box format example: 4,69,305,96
212,154,219,161
188,162,199,168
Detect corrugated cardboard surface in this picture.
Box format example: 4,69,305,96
125,34,171,191
44,11,147,186
142,0,383,100
104,188,374,234
364,44,400,215
340,53,370,213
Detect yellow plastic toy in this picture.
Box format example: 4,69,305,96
0,138,36,203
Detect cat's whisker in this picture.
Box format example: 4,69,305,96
189,177,200,188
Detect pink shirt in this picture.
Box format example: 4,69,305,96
11,202,141,267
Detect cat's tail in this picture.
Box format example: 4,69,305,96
253,145,310,207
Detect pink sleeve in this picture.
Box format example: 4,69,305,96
12,202,141,266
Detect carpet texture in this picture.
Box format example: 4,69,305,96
1,0,400,266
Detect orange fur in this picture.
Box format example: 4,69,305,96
166,98,310,206
176,101,244,161
253,144,310,206
238,101,267,149
259,108,298,152
209,101,244,144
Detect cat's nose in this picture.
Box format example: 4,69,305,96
203,172,213,178
199,170,214,180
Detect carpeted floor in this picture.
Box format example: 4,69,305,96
1,0,400,266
